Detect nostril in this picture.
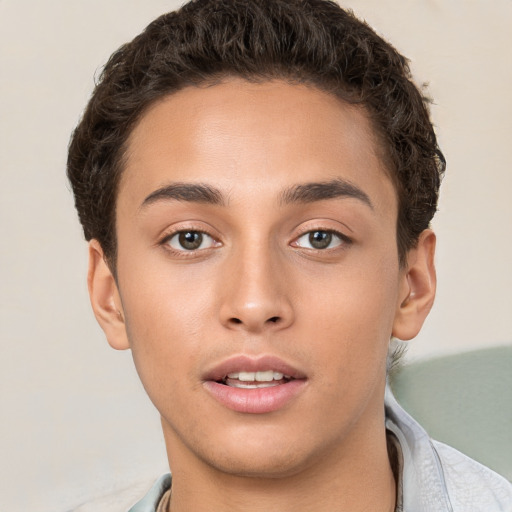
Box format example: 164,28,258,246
225,316,283,328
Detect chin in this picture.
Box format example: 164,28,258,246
207,450,311,479
194,428,323,479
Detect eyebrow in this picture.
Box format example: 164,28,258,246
140,178,373,210
279,179,373,209
141,182,225,208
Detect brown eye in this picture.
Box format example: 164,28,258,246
308,231,332,249
167,231,215,251
179,231,203,250
294,229,348,250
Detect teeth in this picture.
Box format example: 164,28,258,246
226,370,288,382
229,381,279,389
258,370,274,381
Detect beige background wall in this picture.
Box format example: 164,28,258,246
1,1,510,510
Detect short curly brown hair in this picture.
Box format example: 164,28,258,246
67,0,445,267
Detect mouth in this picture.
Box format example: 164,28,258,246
203,355,307,414
220,370,294,389
204,354,305,384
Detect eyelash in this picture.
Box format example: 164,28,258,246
160,228,220,257
292,228,352,251
159,227,352,256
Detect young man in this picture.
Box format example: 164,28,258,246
67,0,512,510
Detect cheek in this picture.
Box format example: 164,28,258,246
116,256,218,389
119,242,215,332
298,256,400,371
301,253,399,330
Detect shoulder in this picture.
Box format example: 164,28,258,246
385,386,512,511
69,479,157,512
432,440,512,512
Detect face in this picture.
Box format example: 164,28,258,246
101,80,421,478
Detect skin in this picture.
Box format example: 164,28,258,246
88,79,436,511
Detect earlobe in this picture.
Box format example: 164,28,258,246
88,240,130,350
392,229,437,341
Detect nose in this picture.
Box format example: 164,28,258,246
218,244,294,333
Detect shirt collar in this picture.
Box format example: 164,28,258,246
385,386,453,512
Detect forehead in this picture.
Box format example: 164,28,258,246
120,79,396,215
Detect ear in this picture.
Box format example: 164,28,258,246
392,229,437,341
87,239,130,350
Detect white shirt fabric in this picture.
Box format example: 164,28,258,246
71,387,512,511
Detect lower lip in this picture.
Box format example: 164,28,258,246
203,380,306,414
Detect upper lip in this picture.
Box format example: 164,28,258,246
203,354,306,382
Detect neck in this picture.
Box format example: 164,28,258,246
164,411,396,512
